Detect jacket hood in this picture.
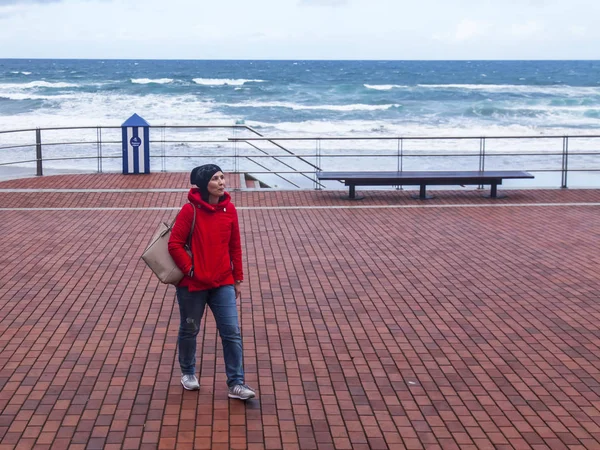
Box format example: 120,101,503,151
188,188,231,211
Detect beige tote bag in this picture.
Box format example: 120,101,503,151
141,205,196,284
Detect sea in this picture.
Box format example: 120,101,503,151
1,59,599,186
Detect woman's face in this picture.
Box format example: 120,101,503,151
207,171,226,199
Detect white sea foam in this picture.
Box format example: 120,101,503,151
364,84,407,90
2,90,596,135
0,81,78,89
131,78,174,84
0,91,229,132
501,104,600,113
417,83,600,96
192,78,265,86
223,101,399,111
0,92,74,101
255,118,584,139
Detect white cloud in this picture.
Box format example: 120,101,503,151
299,0,348,5
0,0,58,4
510,21,543,38
454,19,486,41
569,25,587,37
0,0,598,59
0,3,22,16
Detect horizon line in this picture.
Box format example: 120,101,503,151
1,57,600,62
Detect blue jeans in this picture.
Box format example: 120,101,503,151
176,285,244,387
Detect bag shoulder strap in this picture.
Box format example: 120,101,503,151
186,203,196,247
185,203,196,277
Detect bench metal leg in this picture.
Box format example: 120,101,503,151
342,184,363,200
484,183,506,199
411,184,433,200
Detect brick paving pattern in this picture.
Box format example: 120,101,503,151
0,173,599,449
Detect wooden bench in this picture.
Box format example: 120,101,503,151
316,170,535,199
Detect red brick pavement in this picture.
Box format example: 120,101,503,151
0,173,599,449
0,172,241,190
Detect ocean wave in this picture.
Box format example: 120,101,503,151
10,71,32,75
466,103,600,118
0,81,78,89
584,110,600,119
364,84,407,90
0,93,57,101
192,78,265,86
0,90,77,100
253,119,545,139
131,78,174,84
222,101,400,111
467,106,544,119
417,83,600,96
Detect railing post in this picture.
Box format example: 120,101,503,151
161,126,166,173
315,139,321,190
397,138,403,172
396,138,403,190
478,137,485,189
35,128,43,176
233,126,239,176
479,137,486,172
97,127,103,173
561,136,569,188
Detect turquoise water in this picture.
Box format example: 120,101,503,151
1,59,600,135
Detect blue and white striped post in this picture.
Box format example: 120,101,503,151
121,113,150,174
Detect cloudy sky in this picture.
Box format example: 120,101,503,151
0,0,599,59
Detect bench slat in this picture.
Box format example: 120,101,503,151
315,170,534,199
317,170,534,181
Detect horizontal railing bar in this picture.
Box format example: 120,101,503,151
0,156,123,166
149,140,233,144
0,124,253,135
0,128,38,135
190,169,600,174
3,151,598,162
0,126,120,134
3,146,598,158
4,126,600,141
230,135,600,141
3,153,588,161
0,159,39,166
25,141,122,147
1,163,595,174
0,144,37,151
23,156,105,163
146,152,600,158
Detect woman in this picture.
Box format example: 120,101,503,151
168,164,255,400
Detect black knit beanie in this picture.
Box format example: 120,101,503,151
190,164,223,200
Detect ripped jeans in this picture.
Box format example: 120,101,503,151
176,285,244,387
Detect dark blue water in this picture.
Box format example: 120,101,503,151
1,59,600,135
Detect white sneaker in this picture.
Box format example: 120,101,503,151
228,384,256,400
181,374,200,390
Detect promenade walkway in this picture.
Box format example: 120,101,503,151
0,173,599,450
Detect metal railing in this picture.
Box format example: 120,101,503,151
230,134,600,189
1,125,599,189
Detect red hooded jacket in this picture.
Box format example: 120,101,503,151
168,189,243,291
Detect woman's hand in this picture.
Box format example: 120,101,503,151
234,280,243,299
